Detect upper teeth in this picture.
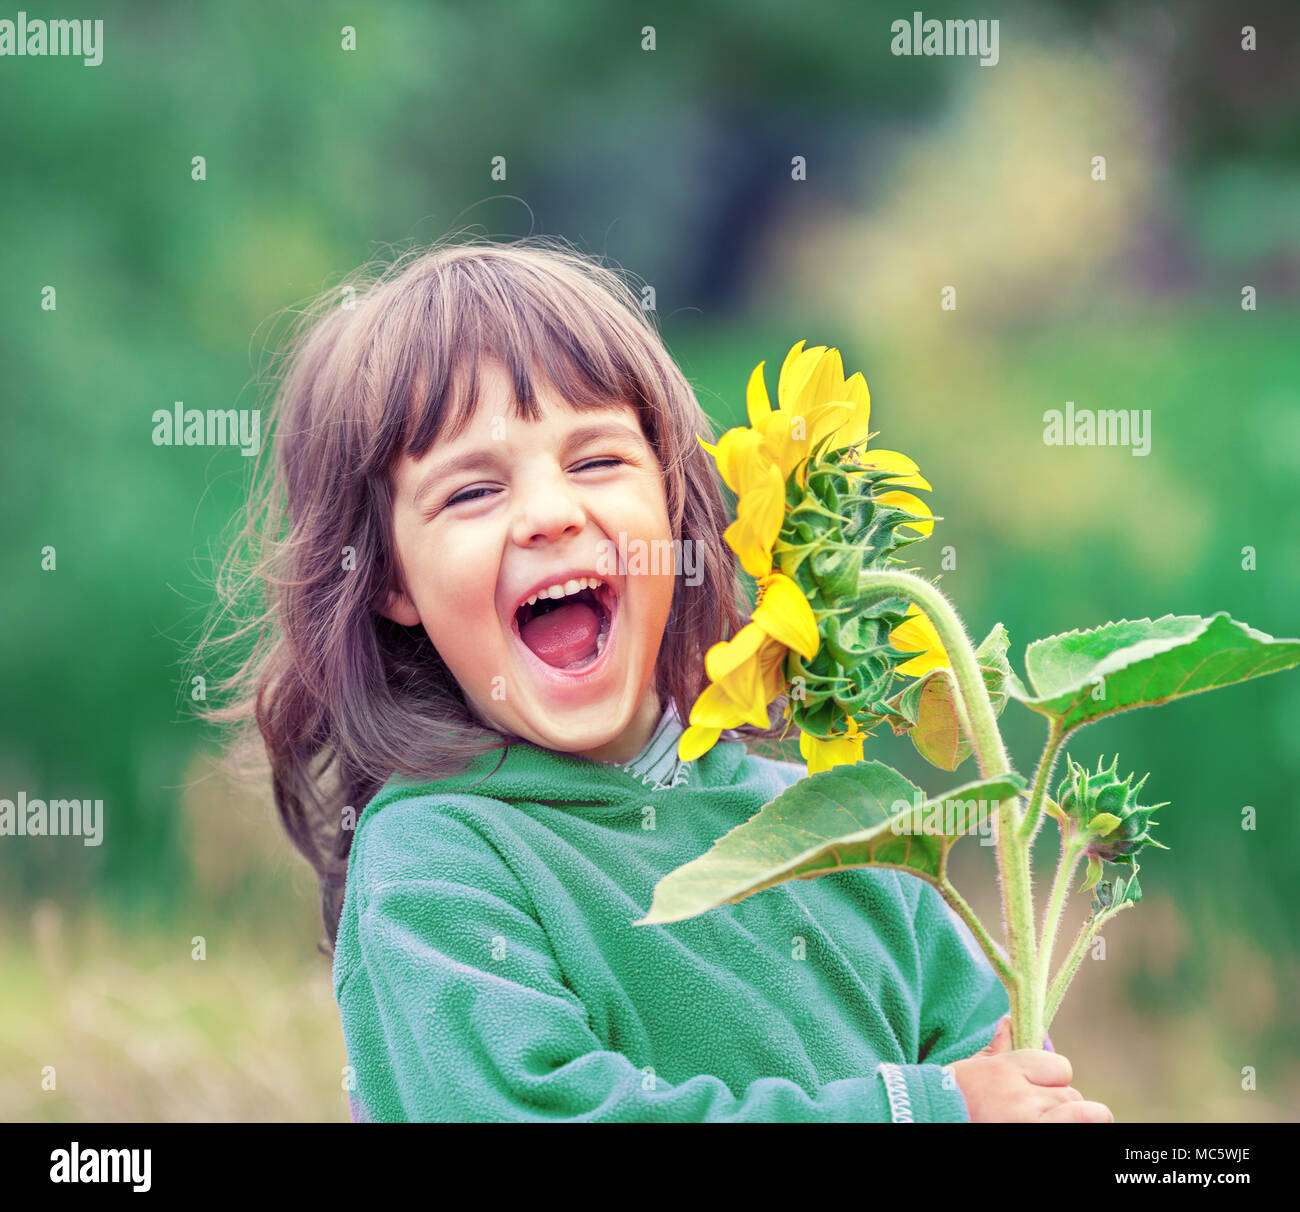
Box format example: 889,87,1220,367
522,576,604,609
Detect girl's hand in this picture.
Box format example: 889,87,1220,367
945,1015,1115,1123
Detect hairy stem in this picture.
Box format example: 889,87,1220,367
857,568,1041,1047
855,570,1011,778
1036,834,1085,1018
1044,899,1137,1029
936,875,1016,988
1018,720,1065,845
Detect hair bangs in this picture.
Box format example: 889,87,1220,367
393,251,661,467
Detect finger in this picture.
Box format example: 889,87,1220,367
1015,1050,1073,1087
1038,1100,1114,1123
981,1015,1013,1054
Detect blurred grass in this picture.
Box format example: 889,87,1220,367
0,749,351,1121
0,901,348,1122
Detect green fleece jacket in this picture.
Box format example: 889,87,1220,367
331,727,1011,1122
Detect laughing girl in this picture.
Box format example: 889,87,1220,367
203,235,1110,1124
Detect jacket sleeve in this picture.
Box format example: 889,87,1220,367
909,877,1014,1116
345,801,919,1122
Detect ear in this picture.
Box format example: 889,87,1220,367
376,586,421,627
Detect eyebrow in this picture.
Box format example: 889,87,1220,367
410,419,646,510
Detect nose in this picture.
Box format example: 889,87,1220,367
509,463,588,546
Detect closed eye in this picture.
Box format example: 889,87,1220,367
444,458,626,507
445,485,496,506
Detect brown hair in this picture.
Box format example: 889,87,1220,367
196,233,790,952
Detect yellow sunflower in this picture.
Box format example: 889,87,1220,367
680,341,941,769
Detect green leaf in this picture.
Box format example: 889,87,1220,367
884,623,1012,771
1009,613,1300,734
632,762,1025,925
1080,853,1104,892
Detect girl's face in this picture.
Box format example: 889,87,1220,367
381,358,677,763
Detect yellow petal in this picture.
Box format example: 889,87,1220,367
723,457,784,578
822,367,871,450
745,361,773,431
822,345,845,385
894,648,947,677
777,340,810,401
710,426,767,496
723,521,766,579
704,622,767,684
840,370,870,415
717,668,774,728
802,401,857,462
853,448,931,492
759,637,789,704
861,447,918,473
799,728,865,774
827,403,871,452
810,347,845,414
877,489,934,536
678,724,722,762
765,400,853,484
889,603,935,646
707,638,781,727
752,573,819,660
688,677,766,728
890,605,949,677
753,413,800,483
707,630,792,729
778,344,832,414
800,359,841,421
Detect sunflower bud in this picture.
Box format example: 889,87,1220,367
1057,755,1170,866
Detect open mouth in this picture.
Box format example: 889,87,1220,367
511,578,616,673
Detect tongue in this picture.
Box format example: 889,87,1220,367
519,600,602,668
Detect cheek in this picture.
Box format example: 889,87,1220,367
401,526,502,643
425,574,500,643
621,471,673,537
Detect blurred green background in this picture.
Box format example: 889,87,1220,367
2,0,1297,1121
